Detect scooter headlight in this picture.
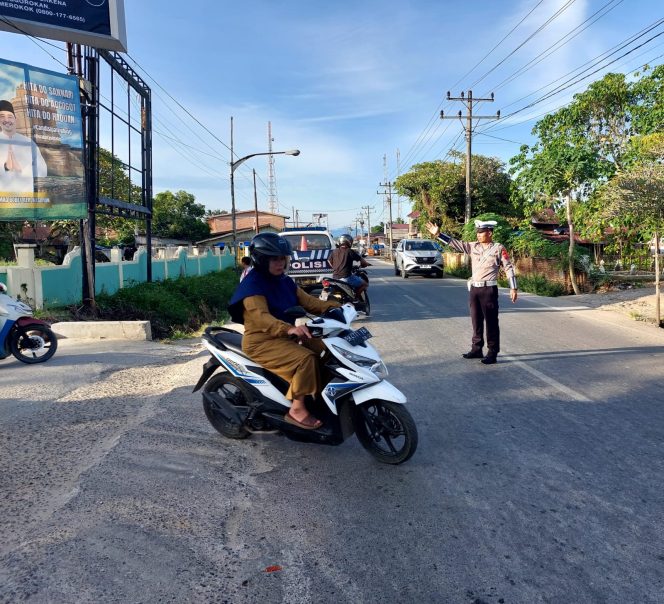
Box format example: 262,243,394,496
370,360,388,379
332,345,388,378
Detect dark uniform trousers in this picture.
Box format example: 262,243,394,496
469,285,500,356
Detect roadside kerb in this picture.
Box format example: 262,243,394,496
51,321,152,341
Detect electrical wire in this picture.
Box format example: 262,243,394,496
488,0,624,94
0,16,70,70
394,0,546,172
469,0,578,89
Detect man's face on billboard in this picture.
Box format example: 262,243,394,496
0,110,17,135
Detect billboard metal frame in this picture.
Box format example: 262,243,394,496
68,43,153,305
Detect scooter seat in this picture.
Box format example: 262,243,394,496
205,327,244,355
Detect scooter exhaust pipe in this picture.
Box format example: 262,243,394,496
202,391,244,426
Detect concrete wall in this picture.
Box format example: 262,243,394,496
1,244,235,309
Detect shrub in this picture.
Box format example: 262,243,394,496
95,269,237,338
511,273,565,297
446,265,471,279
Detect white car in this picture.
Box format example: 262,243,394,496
393,239,444,279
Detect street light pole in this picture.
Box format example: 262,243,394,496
229,147,300,252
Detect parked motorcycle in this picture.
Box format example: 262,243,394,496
0,283,58,364
193,303,417,464
319,266,371,316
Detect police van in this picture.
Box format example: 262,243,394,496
278,227,336,291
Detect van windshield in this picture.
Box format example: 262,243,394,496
282,234,332,251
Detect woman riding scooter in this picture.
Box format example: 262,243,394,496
227,233,341,430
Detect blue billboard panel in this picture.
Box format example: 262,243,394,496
0,58,86,221
0,0,127,51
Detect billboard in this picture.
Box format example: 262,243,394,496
0,0,127,52
0,57,86,221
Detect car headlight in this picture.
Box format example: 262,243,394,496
332,344,387,377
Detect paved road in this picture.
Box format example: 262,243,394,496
1,262,663,603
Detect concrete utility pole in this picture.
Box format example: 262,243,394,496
267,121,278,214
441,90,499,224
396,148,402,220
253,169,259,235
362,205,373,248
378,181,394,259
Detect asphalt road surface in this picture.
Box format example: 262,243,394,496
1,261,663,603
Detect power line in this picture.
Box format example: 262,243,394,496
397,0,549,174
469,0,578,88
501,26,664,121
488,0,624,95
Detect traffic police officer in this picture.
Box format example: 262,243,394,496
427,220,518,364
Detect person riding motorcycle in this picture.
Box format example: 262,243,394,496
327,234,370,299
228,233,340,430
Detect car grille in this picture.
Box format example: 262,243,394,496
417,257,436,264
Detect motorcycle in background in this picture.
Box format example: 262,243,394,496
319,266,371,316
0,283,58,364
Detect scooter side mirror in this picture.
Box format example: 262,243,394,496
284,305,307,319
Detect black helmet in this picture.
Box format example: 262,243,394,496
249,232,292,272
337,234,353,247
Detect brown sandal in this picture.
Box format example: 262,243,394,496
284,412,323,430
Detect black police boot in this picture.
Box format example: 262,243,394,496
462,349,484,359
481,353,497,365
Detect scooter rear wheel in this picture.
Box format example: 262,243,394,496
10,324,58,364
203,374,251,439
354,400,418,464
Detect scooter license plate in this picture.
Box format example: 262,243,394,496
343,327,372,346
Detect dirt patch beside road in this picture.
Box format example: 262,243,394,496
573,283,662,325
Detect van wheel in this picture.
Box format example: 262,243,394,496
394,262,399,276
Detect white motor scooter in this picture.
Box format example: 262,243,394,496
0,283,58,364
193,303,417,464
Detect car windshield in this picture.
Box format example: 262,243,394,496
282,234,332,251
405,241,436,251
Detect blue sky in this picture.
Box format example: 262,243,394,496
1,0,663,230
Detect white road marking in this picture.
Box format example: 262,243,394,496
404,294,426,308
503,355,592,402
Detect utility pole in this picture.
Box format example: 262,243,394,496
362,205,373,249
378,181,394,259
396,148,402,220
253,169,259,235
441,90,499,224
267,121,278,214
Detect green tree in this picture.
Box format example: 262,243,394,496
50,148,140,247
394,152,518,236
510,135,600,294
599,133,664,325
152,190,210,241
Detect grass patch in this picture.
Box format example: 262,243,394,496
50,269,238,339
446,266,471,279
514,274,565,297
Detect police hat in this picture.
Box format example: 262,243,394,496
474,220,497,231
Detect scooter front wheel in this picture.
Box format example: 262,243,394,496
354,400,418,464
203,374,251,439
10,324,58,364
